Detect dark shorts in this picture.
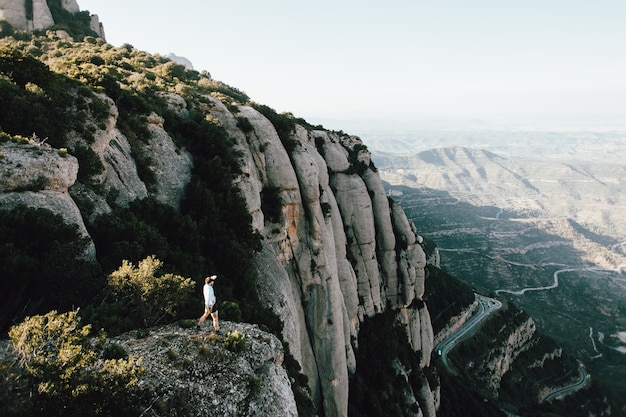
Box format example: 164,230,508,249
204,302,219,313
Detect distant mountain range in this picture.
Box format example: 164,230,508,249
363,129,626,165
374,145,626,250
374,144,626,401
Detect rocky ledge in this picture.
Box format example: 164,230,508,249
114,321,298,417
0,321,299,417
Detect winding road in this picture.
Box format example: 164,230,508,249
542,361,590,402
435,294,502,372
435,293,591,405
494,265,625,296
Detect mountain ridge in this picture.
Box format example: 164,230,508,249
375,145,626,246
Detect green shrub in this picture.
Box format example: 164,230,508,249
0,20,15,38
71,143,104,181
0,75,68,148
165,349,178,361
106,255,195,328
236,116,254,134
0,206,102,333
261,186,282,223
223,330,246,352
251,103,298,152
220,301,242,322
101,343,128,360
178,319,197,329
248,375,261,397
8,310,144,416
25,0,33,21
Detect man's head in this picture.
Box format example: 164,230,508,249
205,275,217,284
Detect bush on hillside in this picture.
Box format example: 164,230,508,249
43,0,98,41
8,310,144,416
106,256,195,326
0,206,102,334
251,103,298,152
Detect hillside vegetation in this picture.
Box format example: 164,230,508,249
0,26,307,416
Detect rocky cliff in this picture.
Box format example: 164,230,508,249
0,0,105,38
0,35,437,417
214,101,437,416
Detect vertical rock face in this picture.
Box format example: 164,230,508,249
89,14,105,39
0,0,27,29
205,104,437,416
0,0,106,40
465,314,537,398
30,0,54,30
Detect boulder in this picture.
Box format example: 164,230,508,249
0,142,78,193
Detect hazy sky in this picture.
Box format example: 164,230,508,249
77,1,626,129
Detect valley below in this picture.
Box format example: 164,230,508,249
371,137,626,399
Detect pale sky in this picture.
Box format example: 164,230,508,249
77,1,626,129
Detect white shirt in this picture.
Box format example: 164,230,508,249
203,283,216,306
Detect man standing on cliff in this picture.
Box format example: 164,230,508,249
196,275,222,334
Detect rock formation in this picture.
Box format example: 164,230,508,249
0,140,96,260
0,0,105,39
468,315,537,398
198,101,436,416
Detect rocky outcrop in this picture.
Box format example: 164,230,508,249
0,141,77,192
433,301,479,346
144,112,193,208
0,321,299,417
116,322,298,417
465,314,536,398
0,0,105,39
0,0,27,28
30,0,54,30
0,140,95,260
98,124,149,206
89,13,105,39
87,95,191,209
61,0,80,13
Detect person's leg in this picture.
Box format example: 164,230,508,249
197,307,210,328
211,310,220,332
